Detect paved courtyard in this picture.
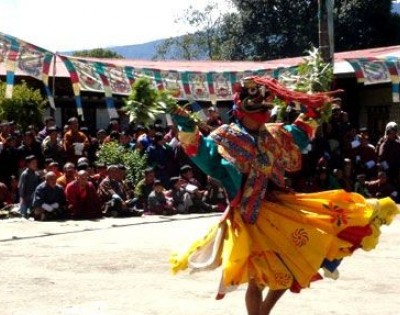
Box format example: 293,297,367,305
1,213,400,315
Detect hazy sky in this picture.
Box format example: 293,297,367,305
0,0,234,52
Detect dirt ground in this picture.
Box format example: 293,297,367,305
1,213,400,315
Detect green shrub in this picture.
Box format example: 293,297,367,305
96,141,147,186
0,81,46,130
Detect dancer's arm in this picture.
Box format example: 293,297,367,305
172,112,241,200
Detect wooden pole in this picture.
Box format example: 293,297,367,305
318,0,334,65
51,52,57,117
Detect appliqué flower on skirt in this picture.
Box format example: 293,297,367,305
323,201,348,227
291,228,309,247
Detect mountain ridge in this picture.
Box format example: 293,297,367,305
108,39,164,60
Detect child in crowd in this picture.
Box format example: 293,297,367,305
147,180,175,215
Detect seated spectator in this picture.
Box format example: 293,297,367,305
179,164,202,189
91,162,108,188
65,170,102,220
32,172,67,221
56,162,76,189
76,160,89,172
8,175,20,204
179,164,216,212
134,167,156,211
165,176,193,214
354,174,372,198
98,165,143,217
117,164,135,200
147,180,175,215
203,176,229,212
366,171,399,202
46,161,62,178
0,181,10,209
187,184,217,213
308,167,334,192
18,155,41,218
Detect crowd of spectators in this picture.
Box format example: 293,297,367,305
0,102,399,221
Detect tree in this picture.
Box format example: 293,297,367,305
158,0,400,61
231,0,319,60
154,2,231,60
72,48,123,59
335,0,400,51
0,81,46,130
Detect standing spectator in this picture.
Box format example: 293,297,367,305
37,116,56,142
0,136,19,186
119,130,134,149
42,126,64,165
200,106,223,136
106,119,121,134
132,125,145,144
137,126,153,151
63,117,89,164
329,99,348,143
146,132,173,187
353,134,377,179
96,129,107,145
65,170,102,220
18,155,41,217
32,171,66,221
376,122,400,185
0,121,11,143
18,131,45,170
80,126,97,164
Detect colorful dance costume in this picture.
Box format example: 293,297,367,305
169,76,399,299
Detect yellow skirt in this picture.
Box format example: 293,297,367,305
169,190,399,297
